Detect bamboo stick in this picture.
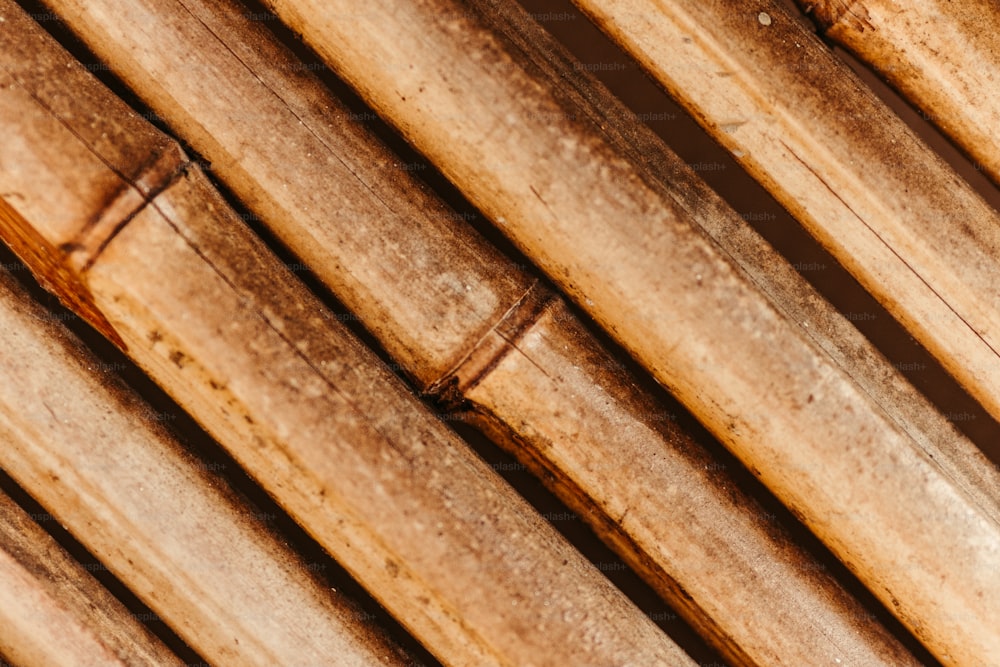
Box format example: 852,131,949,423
0,489,182,667
565,0,1000,431
28,0,950,663
796,0,1000,187
0,3,692,665
254,0,1000,663
0,265,414,667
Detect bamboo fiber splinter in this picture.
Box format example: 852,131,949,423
0,263,414,667
256,0,1000,663
0,489,181,666
34,0,947,662
0,3,692,665
797,0,1000,188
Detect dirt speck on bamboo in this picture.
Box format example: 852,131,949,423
255,0,1000,662
0,3,693,665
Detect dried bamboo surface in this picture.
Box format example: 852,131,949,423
0,264,414,667
480,0,1000,518
797,0,1000,187
0,3,692,665
0,489,181,667
257,0,1000,663
568,0,1000,432
30,0,944,663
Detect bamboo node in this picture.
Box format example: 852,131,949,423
425,281,556,402
801,1,874,33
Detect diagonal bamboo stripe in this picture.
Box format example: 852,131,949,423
29,0,958,662
0,3,691,664
566,0,1000,437
0,261,415,667
797,0,1000,188
253,0,1000,663
0,489,182,667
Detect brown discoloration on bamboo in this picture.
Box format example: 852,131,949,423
0,137,188,350
0,7,194,349
0,3,691,665
798,0,1000,188
569,0,1000,441
0,491,182,666
259,0,1000,663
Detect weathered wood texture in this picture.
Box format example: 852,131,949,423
568,0,1000,432
0,3,692,665
0,489,181,667
0,264,414,667
255,0,1000,663
30,0,949,663
798,0,1000,187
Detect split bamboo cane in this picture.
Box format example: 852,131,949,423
255,0,1000,663
0,4,692,665
796,0,1000,188
564,0,1000,431
0,264,415,667
0,489,182,667
29,0,954,663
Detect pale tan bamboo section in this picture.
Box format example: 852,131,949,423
798,0,1000,186
0,5,692,666
569,0,1000,429
0,490,182,667
33,0,938,663
0,268,414,667
259,0,1000,663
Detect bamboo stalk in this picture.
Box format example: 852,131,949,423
565,0,1000,431
27,0,952,663
0,265,414,667
0,275,427,667
0,3,692,665
796,0,1000,187
254,0,1000,663
0,489,182,667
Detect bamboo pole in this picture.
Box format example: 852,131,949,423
796,0,1000,187
564,0,1000,430
0,264,414,667
253,0,1000,663
0,489,182,667
0,3,692,665
27,0,958,663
